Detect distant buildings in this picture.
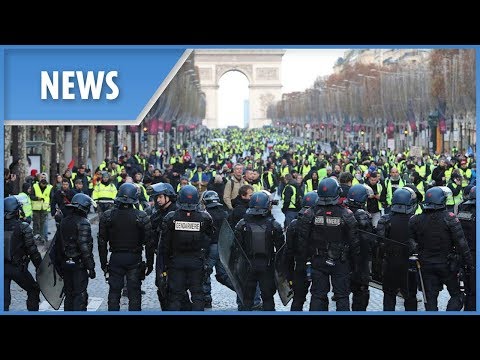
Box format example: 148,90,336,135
333,49,431,73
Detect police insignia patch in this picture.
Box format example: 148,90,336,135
325,217,341,226
175,221,201,231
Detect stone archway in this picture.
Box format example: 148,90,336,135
194,50,285,129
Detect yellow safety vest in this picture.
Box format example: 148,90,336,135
385,178,405,206
280,166,290,177
92,183,118,200
415,205,423,215
300,165,311,178
445,168,453,183
369,183,383,210
282,184,298,209
252,182,263,192
446,183,463,205
317,168,327,181
305,179,317,193
415,181,426,198
458,168,472,188
19,192,33,218
32,183,53,211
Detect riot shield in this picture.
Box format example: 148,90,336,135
36,234,65,310
218,220,252,305
274,243,293,306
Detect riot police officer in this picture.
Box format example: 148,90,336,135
201,190,233,308
4,196,42,311
285,191,318,311
298,177,359,311
377,188,419,311
234,191,285,311
161,185,213,311
57,193,96,311
409,186,474,311
98,183,154,311
344,184,375,311
457,185,476,310
149,182,184,310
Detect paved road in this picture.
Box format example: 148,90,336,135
9,201,452,313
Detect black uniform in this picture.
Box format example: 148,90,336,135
57,210,95,311
162,208,213,311
151,201,189,310
4,218,42,311
285,209,310,311
349,208,374,311
377,213,417,311
457,201,476,310
234,214,284,310
203,205,233,303
98,204,154,311
298,204,359,311
409,210,473,311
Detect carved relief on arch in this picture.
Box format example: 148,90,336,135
215,64,253,84
198,67,213,81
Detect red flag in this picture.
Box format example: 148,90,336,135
67,159,74,170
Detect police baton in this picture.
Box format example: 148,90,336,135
358,229,408,247
409,255,427,304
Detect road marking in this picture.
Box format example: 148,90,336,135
39,297,103,312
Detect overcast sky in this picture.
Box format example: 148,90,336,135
218,49,347,127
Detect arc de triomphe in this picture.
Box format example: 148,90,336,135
194,49,285,129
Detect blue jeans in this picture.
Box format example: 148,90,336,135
203,243,235,302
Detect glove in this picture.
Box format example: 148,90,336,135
88,269,96,279
101,263,108,274
465,265,475,275
145,263,154,276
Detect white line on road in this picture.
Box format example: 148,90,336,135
39,297,104,312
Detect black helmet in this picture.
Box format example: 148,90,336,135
67,193,96,215
423,186,451,210
150,182,176,200
302,191,319,208
464,185,476,205
346,184,373,208
247,191,270,216
317,177,341,205
201,190,221,208
391,187,417,214
4,196,22,219
116,183,139,204
177,185,199,210
101,171,110,180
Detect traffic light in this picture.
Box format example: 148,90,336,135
123,146,128,152
141,135,147,142
404,129,408,136
360,130,365,136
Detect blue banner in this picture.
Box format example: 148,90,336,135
2,46,186,121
